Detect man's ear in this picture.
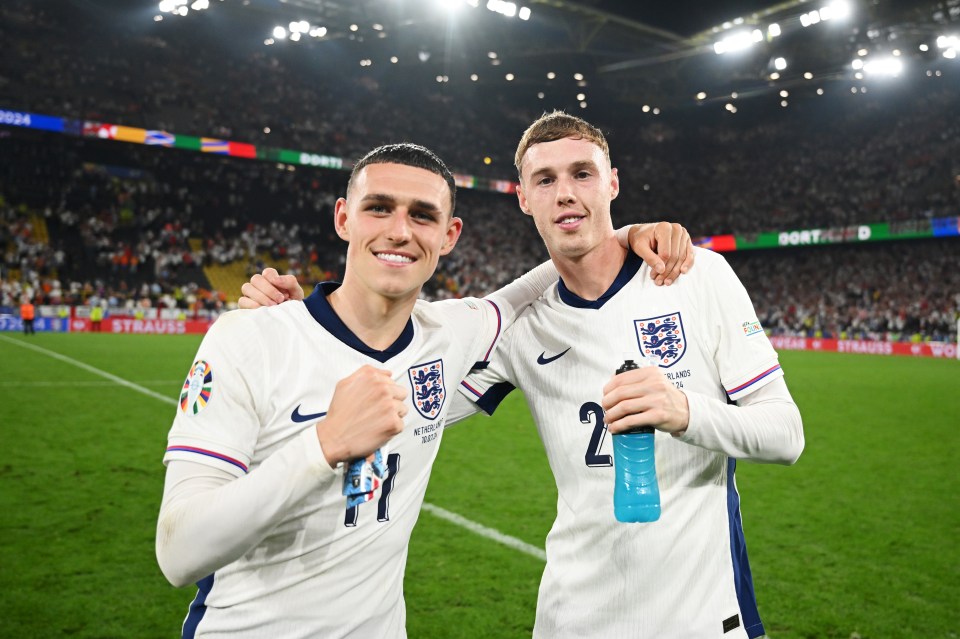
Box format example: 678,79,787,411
517,185,532,216
610,167,620,201
333,198,350,241
440,216,463,256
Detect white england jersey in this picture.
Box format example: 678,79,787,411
460,248,786,639
163,282,507,638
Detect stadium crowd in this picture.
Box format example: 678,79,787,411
0,0,957,342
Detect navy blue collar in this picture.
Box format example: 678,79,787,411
303,282,415,363
557,250,643,309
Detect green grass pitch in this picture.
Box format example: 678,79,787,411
1,332,957,638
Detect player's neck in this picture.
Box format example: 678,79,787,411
551,238,627,301
327,283,417,351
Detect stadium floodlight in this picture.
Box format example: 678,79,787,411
518,7,531,20
945,49,958,59
190,0,209,10
863,56,904,77
851,58,864,70
768,23,781,38
573,73,584,80
158,0,186,13
487,0,517,18
919,43,929,52
642,105,650,112
769,71,780,79
696,91,707,100
471,74,479,81
653,107,660,115
774,57,787,70
804,71,814,79
391,56,399,63
713,29,763,55
936,35,959,50
577,93,586,100
309,27,327,37
273,26,287,39
505,73,515,81
290,32,301,41
780,89,789,97
537,91,544,98
579,101,587,108
547,71,556,79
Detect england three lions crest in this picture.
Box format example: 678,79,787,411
634,312,687,368
408,359,446,419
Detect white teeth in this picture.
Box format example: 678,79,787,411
377,253,413,263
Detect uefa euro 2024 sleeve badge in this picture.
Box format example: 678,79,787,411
634,312,686,368
180,360,213,415
407,359,445,420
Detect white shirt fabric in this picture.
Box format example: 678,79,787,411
458,247,803,639
157,262,556,639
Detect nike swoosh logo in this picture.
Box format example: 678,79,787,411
537,348,571,365
291,405,328,423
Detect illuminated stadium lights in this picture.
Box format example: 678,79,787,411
804,72,814,79
372,24,384,31
935,35,959,49
781,100,788,107
768,23,781,38
537,91,544,98
945,49,958,59
799,11,820,27
642,105,650,112
713,29,763,55
349,24,359,32
696,91,707,100
155,15,163,21
273,26,287,39
851,58,864,70
573,73,584,81
858,48,868,56
190,0,209,10
309,27,327,38
731,91,738,99
290,32,301,41
158,0,186,13
780,90,789,97
390,56,399,63
769,72,780,80
505,73,515,81
264,38,274,45
863,57,904,77
724,103,738,113
470,73,478,80
652,107,661,115
486,0,530,19
577,93,586,100
579,101,587,108
547,72,556,79
360,59,372,66
488,51,498,59
919,44,929,52
289,20,309,33
774,57,787,70
817,88,824,94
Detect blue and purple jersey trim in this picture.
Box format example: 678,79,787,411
166,446,248,473
726,364,782,401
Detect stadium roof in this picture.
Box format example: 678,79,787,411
131,0,960,115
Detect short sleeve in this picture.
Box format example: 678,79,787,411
163,312,266,476
701,251,784,401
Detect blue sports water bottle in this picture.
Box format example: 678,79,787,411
612,358,661,523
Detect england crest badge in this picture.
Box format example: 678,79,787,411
408,359,446,419
634,312,686,368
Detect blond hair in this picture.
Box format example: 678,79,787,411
514,111,610,176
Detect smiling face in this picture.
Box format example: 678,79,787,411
516,135,620,261
335,162,462,304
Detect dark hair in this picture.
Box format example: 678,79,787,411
514,111,610,177
348,143,457,213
